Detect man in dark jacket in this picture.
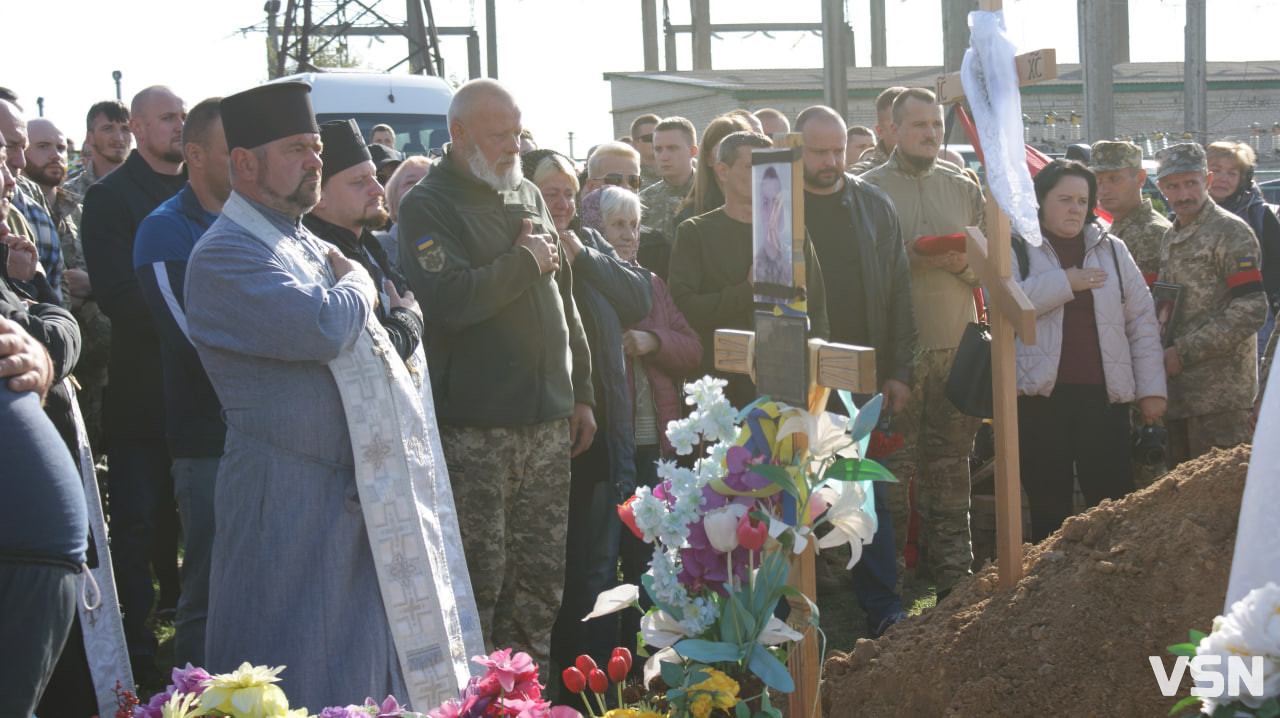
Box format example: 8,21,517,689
796,104,917,637
81,85,186,678
132,97,225,669
305,119,422,360
397,79,595,670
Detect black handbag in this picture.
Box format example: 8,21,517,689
945,321,993,419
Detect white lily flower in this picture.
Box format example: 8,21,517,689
640,609,688,649
757,615,805,645
582,583,639,621
777,408,853,458
815,483,876,568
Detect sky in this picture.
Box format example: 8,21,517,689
6,0,1280,159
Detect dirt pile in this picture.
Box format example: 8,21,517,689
821,446,1250,718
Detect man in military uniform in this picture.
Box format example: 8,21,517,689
639,116,696,245
630,113,662,189
1090,140,1172,487
397,78,595,671
1091,140,1169,285
850,86,905,175
1156,143,1267,465
862,88,984,600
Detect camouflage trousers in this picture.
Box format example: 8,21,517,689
441,419,571,673
1168,410,1252,467
884,346,980,593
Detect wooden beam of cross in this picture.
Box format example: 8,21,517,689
935,0,1054,590
712,132,877,718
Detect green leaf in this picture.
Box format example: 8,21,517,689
719,593,749,646
1211,702,1238,718
778,585,821,625
675,638,745,664
748,464,799,498
642,574,684,621
1168,696,1200,716
1258,697,1280,718
856,459,899,483
735,702,752,718
1189,629,1207,643
848,393,882,441
746,643,795,692
660,659,684,688
822,457,863,482
1166,642,1198,657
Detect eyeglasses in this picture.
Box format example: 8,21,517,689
596,173,642,190
636,133,654,143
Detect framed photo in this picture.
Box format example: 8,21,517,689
1151,282,1183,348
752,160,794,303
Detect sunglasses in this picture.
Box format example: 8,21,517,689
636,133,654,143
597,173,642,190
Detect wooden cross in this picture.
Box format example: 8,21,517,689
713,133,877,718
934,0,1056,590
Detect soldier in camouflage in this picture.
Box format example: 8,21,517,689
849,86,905,175
1155,143,1267,465
1090,140,1172,487
638,117,697,245
1091,140,1170,284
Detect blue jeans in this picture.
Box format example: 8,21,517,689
105,437,172,659
851,479,903,628
172,456,219,668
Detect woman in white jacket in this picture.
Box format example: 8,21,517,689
1014,159,1167,541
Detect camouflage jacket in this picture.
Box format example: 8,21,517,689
639,174,693,243
1158,199,1268,418
62,158,110,199
1110,198,1170,284
850,143,891,175
640,164,662,191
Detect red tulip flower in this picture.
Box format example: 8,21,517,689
607,655,628,683
737,511,768,551
611,647,632,674
617,496,643,539
574,654,597,675
587,668,609,694
562,667,586,694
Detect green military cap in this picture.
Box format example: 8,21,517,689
1089,141,1143,173
1155,142,1207,180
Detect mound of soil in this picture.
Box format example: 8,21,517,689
821,446,1250,718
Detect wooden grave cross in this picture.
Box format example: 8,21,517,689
934,0,1056,589
712,133,878,718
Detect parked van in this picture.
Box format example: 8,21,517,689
274,71,453,156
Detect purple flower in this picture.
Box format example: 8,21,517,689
169,663,213,696
364,695,407,717
134,690,171,718
318,706,368,718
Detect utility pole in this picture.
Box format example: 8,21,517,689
870,0,886,67
1080,0,1115,141
1111,0,1130,64
486,0,498,78
642,0,659,71
1185,0,1207,144
821,0,848,119
941,0,977,143
691,0,711,71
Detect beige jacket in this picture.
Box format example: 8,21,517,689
1013,221,1166,404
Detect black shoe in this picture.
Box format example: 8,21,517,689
935,588,952,604
868,610,908,638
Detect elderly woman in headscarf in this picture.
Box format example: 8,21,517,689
524,149,653,689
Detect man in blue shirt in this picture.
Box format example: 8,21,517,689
133,97,228,668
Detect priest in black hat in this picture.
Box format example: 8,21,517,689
184,82,483,711
304,119,421,360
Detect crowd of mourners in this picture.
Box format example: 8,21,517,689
3,75,1276,716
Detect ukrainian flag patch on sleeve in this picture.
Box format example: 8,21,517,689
1228,256,1263,298
416,235,446,273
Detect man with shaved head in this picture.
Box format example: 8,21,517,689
398,77,595,670
80,84,186,683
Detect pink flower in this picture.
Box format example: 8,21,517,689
426,699,465,718
169,664,213,696
364,695,407,717
473,649,538,694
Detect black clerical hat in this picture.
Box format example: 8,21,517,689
220,81,318,151
319,119,373,184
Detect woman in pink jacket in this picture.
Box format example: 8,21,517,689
1014,160,1166,541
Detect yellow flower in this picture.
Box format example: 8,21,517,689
686,668,739,718
635,710,663,718
603,710,639,718
160,692,201,718
198,662,292,718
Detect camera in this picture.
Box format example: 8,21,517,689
1132,424,1168,465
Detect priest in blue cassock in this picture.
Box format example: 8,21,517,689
184,81,483,711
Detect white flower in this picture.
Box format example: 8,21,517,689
685,376,729,408
641,609,687,648
583,583,640,621
777,409,852,459
757,615,804,645
667,417,700,455
643,646,682,688
815,483,877,568
1196,583,1280,710
703,505,747,553
631,487,667,542
695,400,739,444
679,596,721,635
